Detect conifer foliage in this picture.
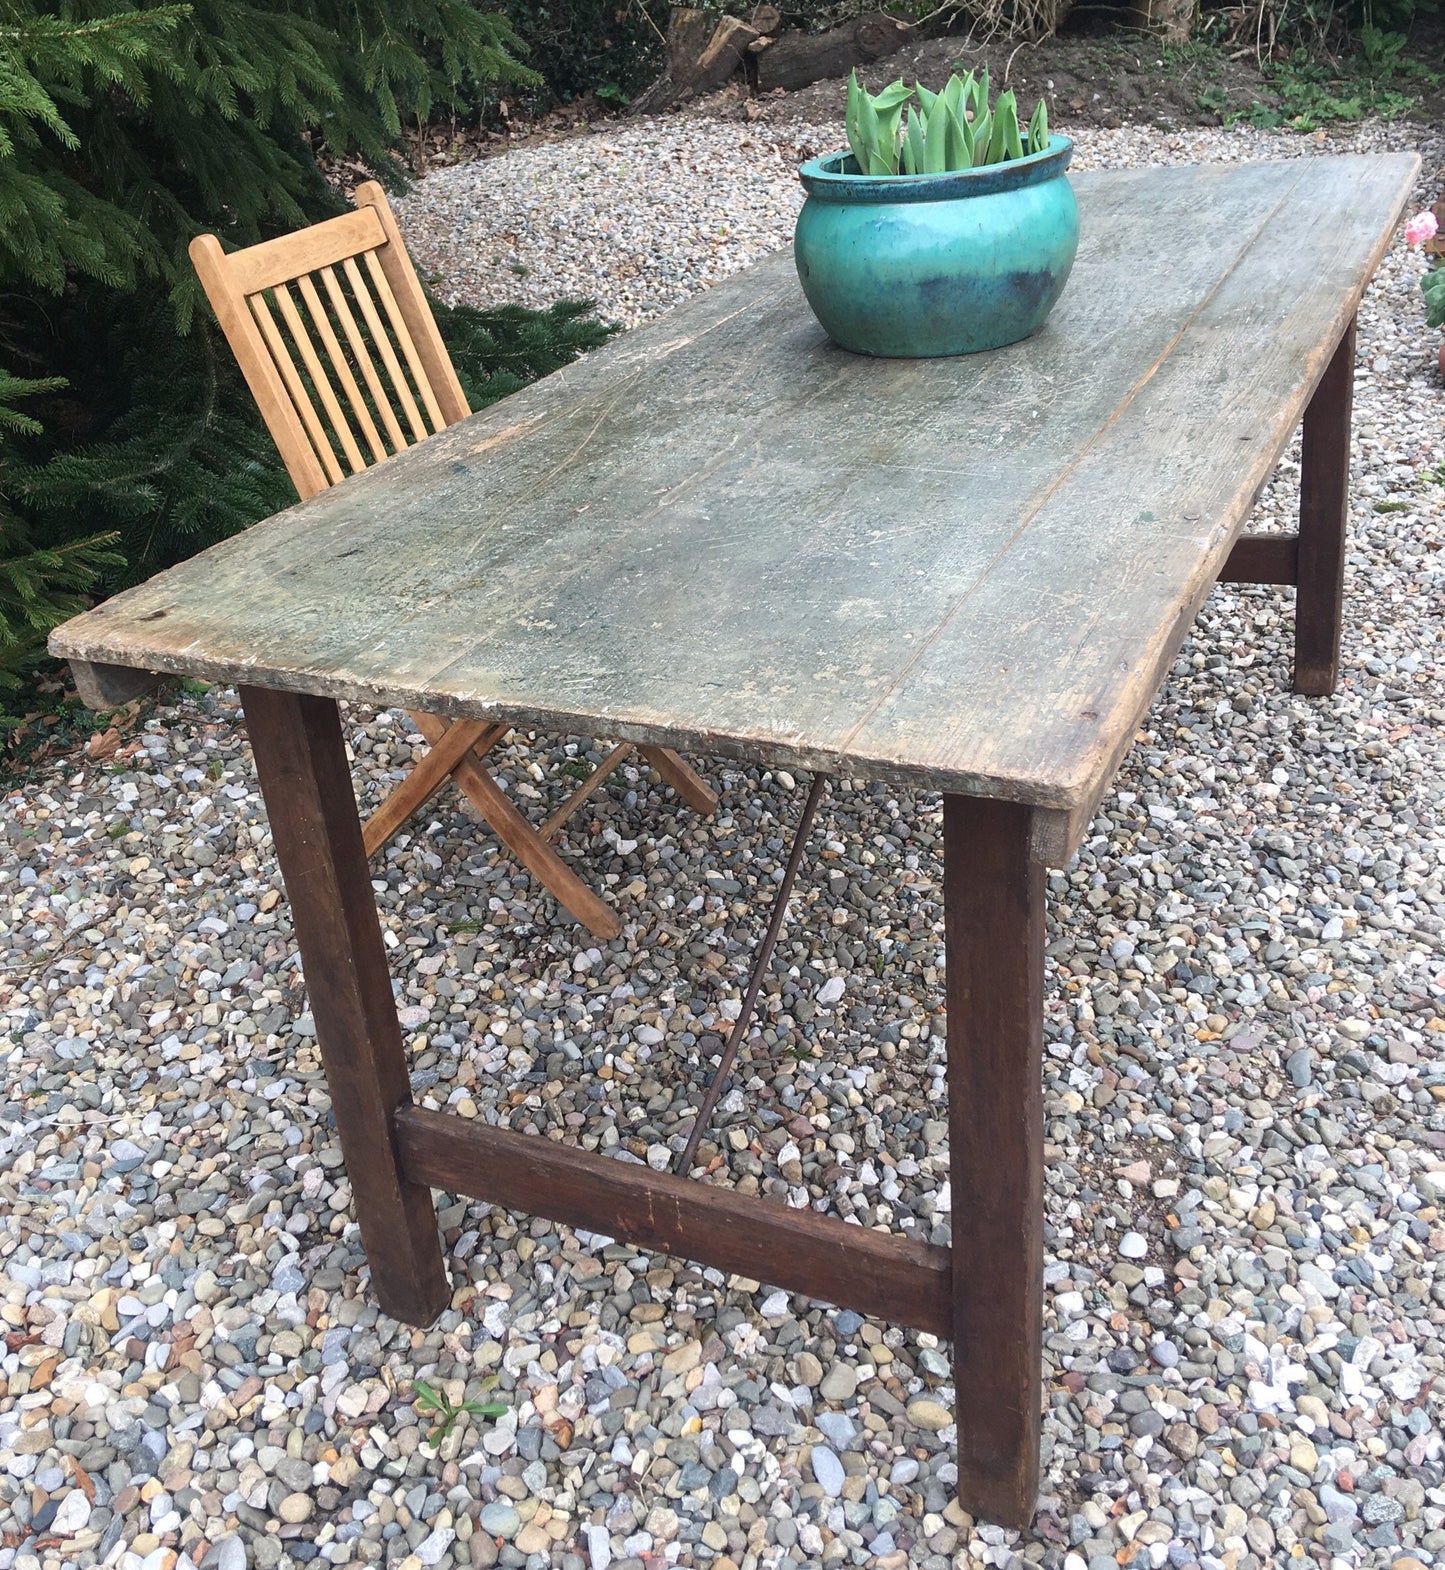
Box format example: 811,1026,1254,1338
0,1,610,691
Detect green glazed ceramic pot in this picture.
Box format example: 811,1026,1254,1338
793,135,1079,358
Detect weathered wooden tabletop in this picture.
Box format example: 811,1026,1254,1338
52,155,1418,861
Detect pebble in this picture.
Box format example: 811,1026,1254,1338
818,1361,857,1402
213,1537,247,1570
415,1528,454,1565
907,1398,954,1431
48,1489,91,1533
477,1503,520,1540
810,1444,846,1495
815,1411,856,1448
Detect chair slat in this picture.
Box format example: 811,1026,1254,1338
296,273,388,465
319,265,409,455
342,255,429,443
363,248,448,434
188,233,331,500
353,182,470,428
226,207,387,295
250,291,346,487
274,282,367,476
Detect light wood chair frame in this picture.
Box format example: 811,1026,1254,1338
190,182,716,939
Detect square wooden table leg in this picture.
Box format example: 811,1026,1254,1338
241,684,450,1326
944,793,1045,1531
1295,314,1356,696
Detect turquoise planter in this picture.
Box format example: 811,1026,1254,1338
794,135,1079,358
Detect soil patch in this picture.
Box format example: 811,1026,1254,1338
687,31,1286,130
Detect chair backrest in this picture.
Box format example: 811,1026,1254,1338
190,182,469,502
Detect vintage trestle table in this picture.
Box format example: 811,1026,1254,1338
52,155,1419,1528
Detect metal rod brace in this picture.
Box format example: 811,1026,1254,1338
675,772,831,1173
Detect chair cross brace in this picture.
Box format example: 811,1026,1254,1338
362,714,717,940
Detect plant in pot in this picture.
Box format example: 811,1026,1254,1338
794,70,1078,358
1403,206,1444,374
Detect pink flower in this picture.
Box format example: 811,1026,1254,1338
1404,210,1439,247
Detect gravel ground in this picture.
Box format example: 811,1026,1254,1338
4,111,1445,1570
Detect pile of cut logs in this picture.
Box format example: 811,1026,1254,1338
631,5,913,112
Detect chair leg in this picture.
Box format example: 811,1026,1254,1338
361,716,505,857
410,712,621,940
362,719,709,939
541,742,635,842
638,745,718,816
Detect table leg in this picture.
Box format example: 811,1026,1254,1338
241,685,450,1326
944,794,1044,1530
1295,315,1356,696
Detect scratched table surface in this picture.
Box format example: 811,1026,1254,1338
51,155,1418,861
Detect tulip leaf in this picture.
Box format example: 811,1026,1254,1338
942,72,967,122
986,93,1012,164
871,77,915,110
902,106,925,175
996,89,1024,160
846,71,871,170
842,67,1052,176
947,103,973,168
918,95,945,173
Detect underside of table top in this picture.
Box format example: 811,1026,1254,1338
52,154,1418,849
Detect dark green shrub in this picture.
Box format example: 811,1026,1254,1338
0,1,611,705
495,0,670,108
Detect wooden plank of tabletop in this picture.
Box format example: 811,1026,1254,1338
844,152,1418,848
50,157,1415,813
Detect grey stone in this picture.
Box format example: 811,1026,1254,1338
478,1504,520,1540
815,1412,856,1449
810,1445,845,1496
818,1363,857,1403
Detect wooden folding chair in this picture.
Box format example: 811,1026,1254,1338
190,182,716,941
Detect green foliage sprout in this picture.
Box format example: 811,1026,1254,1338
1423,267,1445,330
413,1380,507,1449
845,70,1050,178
1229,35,1430,131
